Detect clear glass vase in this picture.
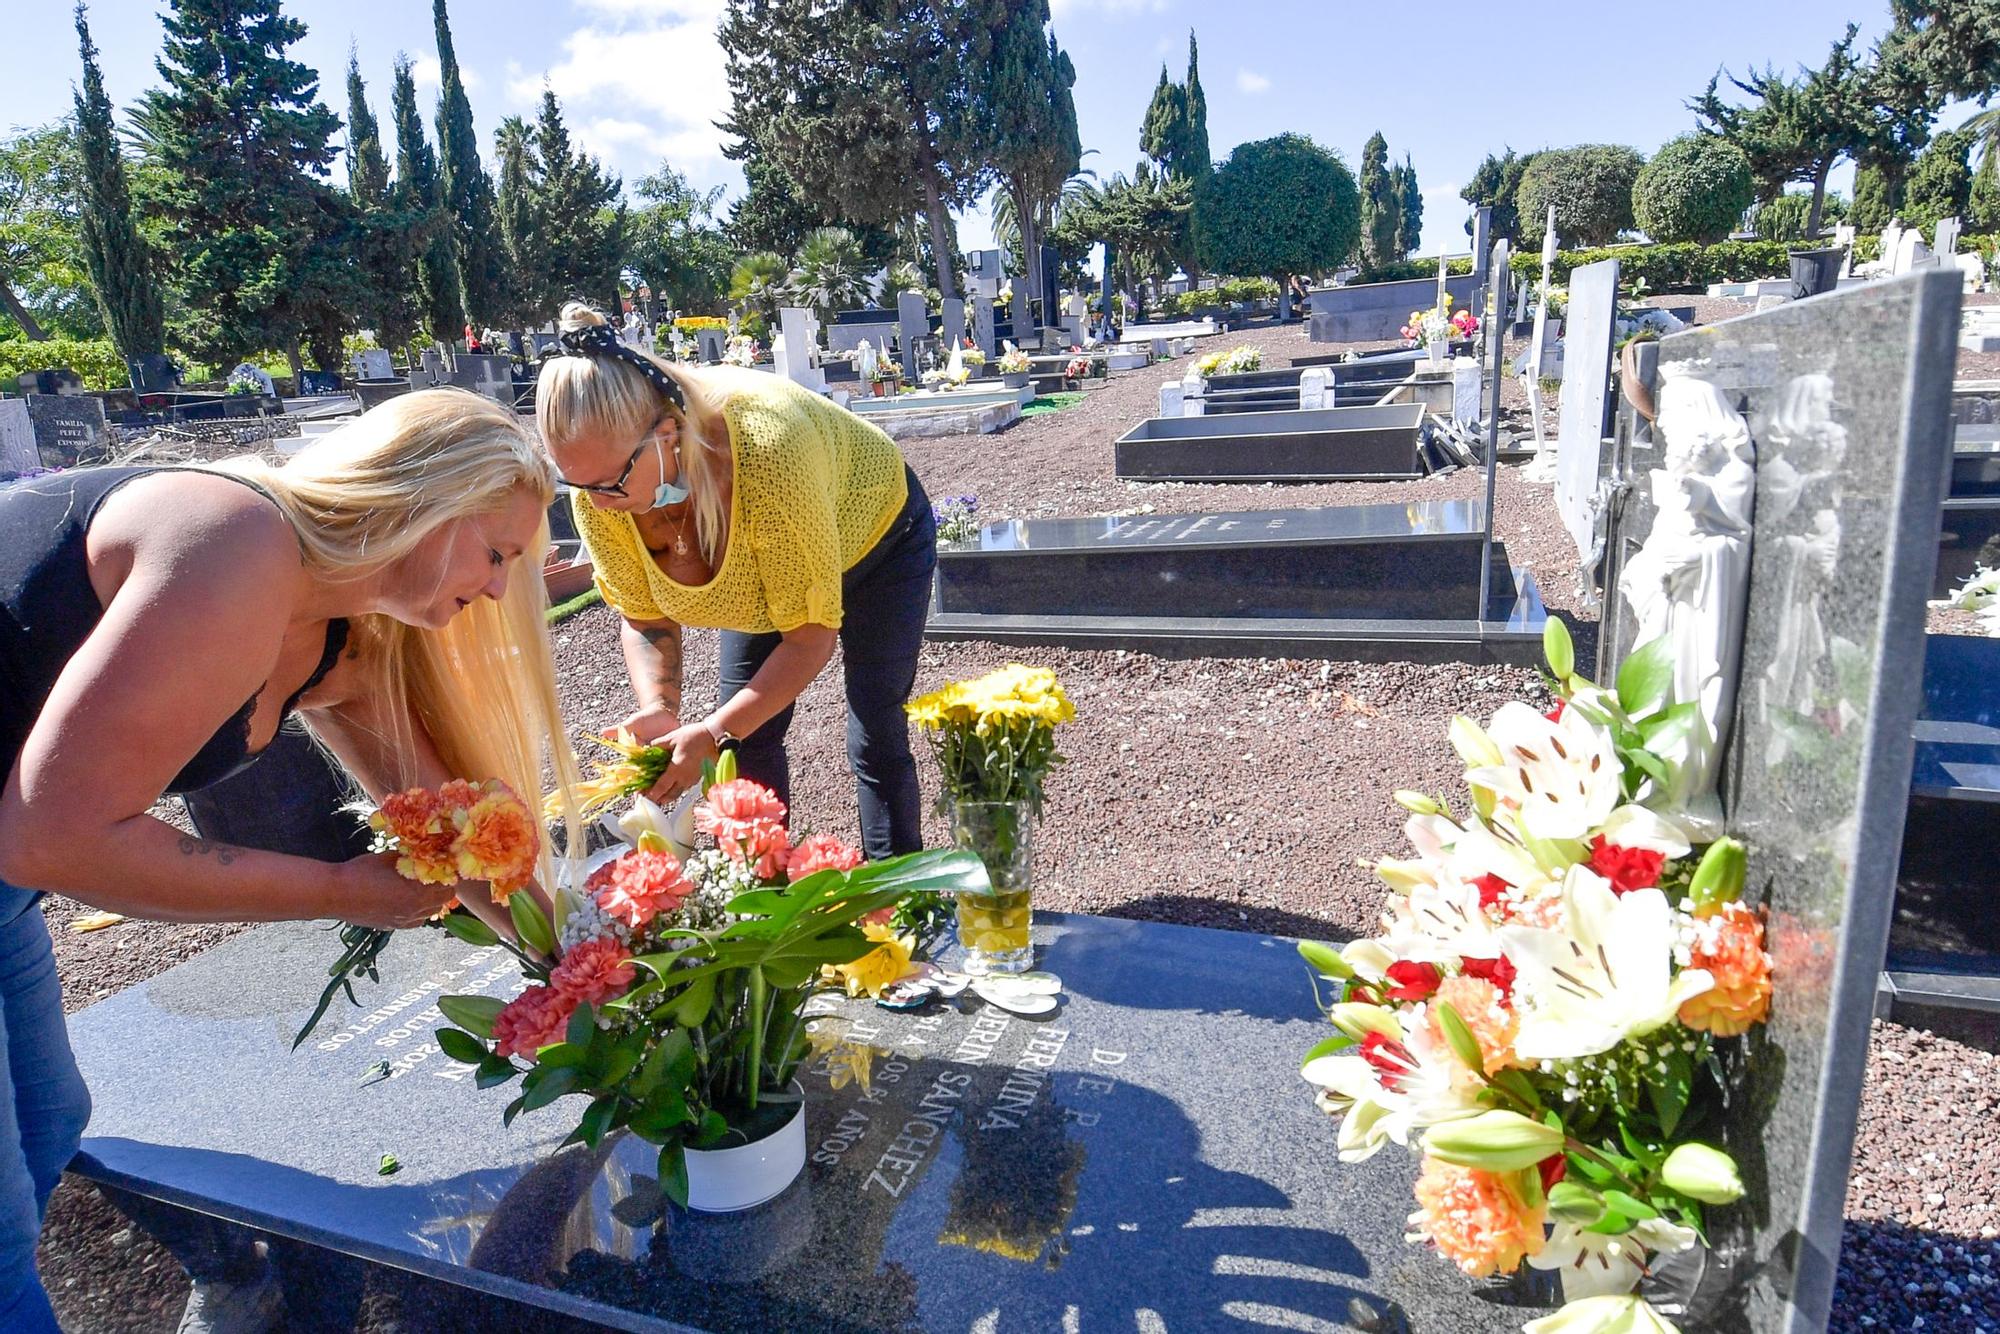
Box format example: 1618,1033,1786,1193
947,799,1036,975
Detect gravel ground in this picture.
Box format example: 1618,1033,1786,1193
36,313,2000,1332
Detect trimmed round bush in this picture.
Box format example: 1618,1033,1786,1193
1516,145,1646,247
1632,135,1755,244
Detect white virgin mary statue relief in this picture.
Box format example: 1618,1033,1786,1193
1616,362,1756,835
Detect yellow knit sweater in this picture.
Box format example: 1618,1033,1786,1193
571,367,908,633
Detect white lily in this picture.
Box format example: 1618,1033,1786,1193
1522,1294,1683,1334
1498,867,1714,1061
1301,1054,1401,1162
1339,938,1396,983
1467,701,1623,843
613,789,699,858
1445,821,1561,895
1596,805,1693,858
1382,878,1502,964
1528,1218,1699,1301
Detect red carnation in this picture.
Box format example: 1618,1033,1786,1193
1472,873,1511,913
1459,955,1518,999
1385,960,1444,1002
1589,837,1666,894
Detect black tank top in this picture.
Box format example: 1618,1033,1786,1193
0,466,350,796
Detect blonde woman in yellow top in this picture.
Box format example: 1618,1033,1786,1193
536,304,937,857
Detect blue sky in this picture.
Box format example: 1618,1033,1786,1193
1,0,1925,262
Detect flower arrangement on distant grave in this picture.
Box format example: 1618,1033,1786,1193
869,361,902,385
1936,563,2000,636
1196,345,1261,377
1298,621,1773,1334
996,347,1032,375
1063,356,1090,381
225,369,267,396
722,334,758,367
960,345,986,368
932,494,981,545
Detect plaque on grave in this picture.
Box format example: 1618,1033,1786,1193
696,328,726,364
1554,257,1620,566
352,348,393,381
1596,270,1960,1330
940,297,965,352
67,912,1536,1333
126,354,181,395
24,391,112,468
0,399,34,474
970,296,996,359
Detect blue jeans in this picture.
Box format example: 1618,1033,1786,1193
720,467,937,860
0,883,91,1333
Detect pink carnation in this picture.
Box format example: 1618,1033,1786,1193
697,780,793,878
550,937,637,1007
588,849,693,930
492,986,574,1060
787,833,865,880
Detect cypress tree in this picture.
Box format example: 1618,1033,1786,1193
344,50,419,352
530,89,621,315
140,0,352,370
1358,131,1398,270
72,2,164,360
1182,32,1210,177
389,53,460,344
978,0,1080,311
1393,154,1422,259
494,115,546,324
432,0,506,330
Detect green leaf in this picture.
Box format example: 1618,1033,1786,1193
693,1110,729,1147
502,1094,528,1128
1602,1188,1660,1221
1648,1046,1694,1137
378,1153,401,1176
670,973,716,1027
660,1143,690,1207
600,1037,645,1088
1543,618,1575,681
435,1027,486,1064
521,1065,583,1112
579,1095,619,1149
1301,1033,1355,1065
635,1029,694,1097
1491,1070,1543,1109
567,1002,596,1050
1297,941,1353,980
475,1054,518,1090
1585,1206,1638,1235
1618,1122,1666,1173
510,893,556,958
438,911,502,948
535,1041,590,1070
1547,1181,1606,1225
437,994,506,1040
1616,637,1675,718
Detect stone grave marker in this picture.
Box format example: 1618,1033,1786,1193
940,297,965,351
825,310,898,355
0,398,35,473
353,348,393,381
896,291,929,380
773,308,826,393
970,296,996,358
24,392,112,468
696,328,726,364
68,912,1541,1333
1935,215,1961,258
1554,256,1620,567
1010,284,1033,345
1596,269,1960,1330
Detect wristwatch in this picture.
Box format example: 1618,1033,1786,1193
704,717,740,753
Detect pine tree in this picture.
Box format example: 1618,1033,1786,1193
140,0,354,371
432,0,506,330
344,50,419,352
390,53,459,344
1397,155,1424,259
73,3,163,360
720,0,990,301
977,0,1080,313
1358,131,1398,271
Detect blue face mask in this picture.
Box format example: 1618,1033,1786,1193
647,434,690,510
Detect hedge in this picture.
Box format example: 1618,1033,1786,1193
1503,232,2000,292
1357,257,1475,283
0,337,131,392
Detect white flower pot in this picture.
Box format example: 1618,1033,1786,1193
684,1090,807,1213
1424,339,1448,369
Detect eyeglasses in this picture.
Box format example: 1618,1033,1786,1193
558,418,667,497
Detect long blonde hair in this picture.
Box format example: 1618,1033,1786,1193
535,302,729,561
213,388,586,878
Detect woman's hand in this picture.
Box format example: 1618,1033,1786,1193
606,700,682,747
334,852,461,929
646,720,721,803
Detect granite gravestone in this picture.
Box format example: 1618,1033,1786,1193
970,297,996,359
0,398,35,473
695,329,726,364
940,297,966,353
896,292,929,380
353,349,393,381
67,913,1531,1333
25,391,113,468
826,311,898,356
1112,402,1426,482
1554,257,1620,566
1596,270,1960,1331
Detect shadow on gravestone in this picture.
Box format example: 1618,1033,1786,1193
1595,271,1960,1331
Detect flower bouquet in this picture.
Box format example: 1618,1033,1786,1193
1196,344,1262,377
996,346,1032,377
905,666,1074,974
437,758,987,1210
932,493,981,546
1936,563,2000,635
1063,356,1091,382
1299,620,1772,1334
297,779,547,1045
546,728,673,821
722,334,758,367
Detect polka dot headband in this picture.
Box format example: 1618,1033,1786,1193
551,322,686,411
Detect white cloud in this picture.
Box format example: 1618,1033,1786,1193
409,54,482,92
1236,68,1270,94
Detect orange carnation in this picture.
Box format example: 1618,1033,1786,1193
550,937,637,1008
451,780,541,901
371,786,459,885
492,986,574,1059
1431,975,1519,1075
588,849,693,930
1409,1157,1546,1277
787,833,865,880
1678,903,1773,1037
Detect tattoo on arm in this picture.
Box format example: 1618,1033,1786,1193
632,619,684,712
176,834,240,866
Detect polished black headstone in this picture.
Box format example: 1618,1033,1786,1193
66,913,1532,1333
935,502,1483,621
1114,404,1424,482
1936,495,2000,596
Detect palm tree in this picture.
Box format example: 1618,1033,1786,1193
992,156,1098,262
787,226,869,322
728,250,789,326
